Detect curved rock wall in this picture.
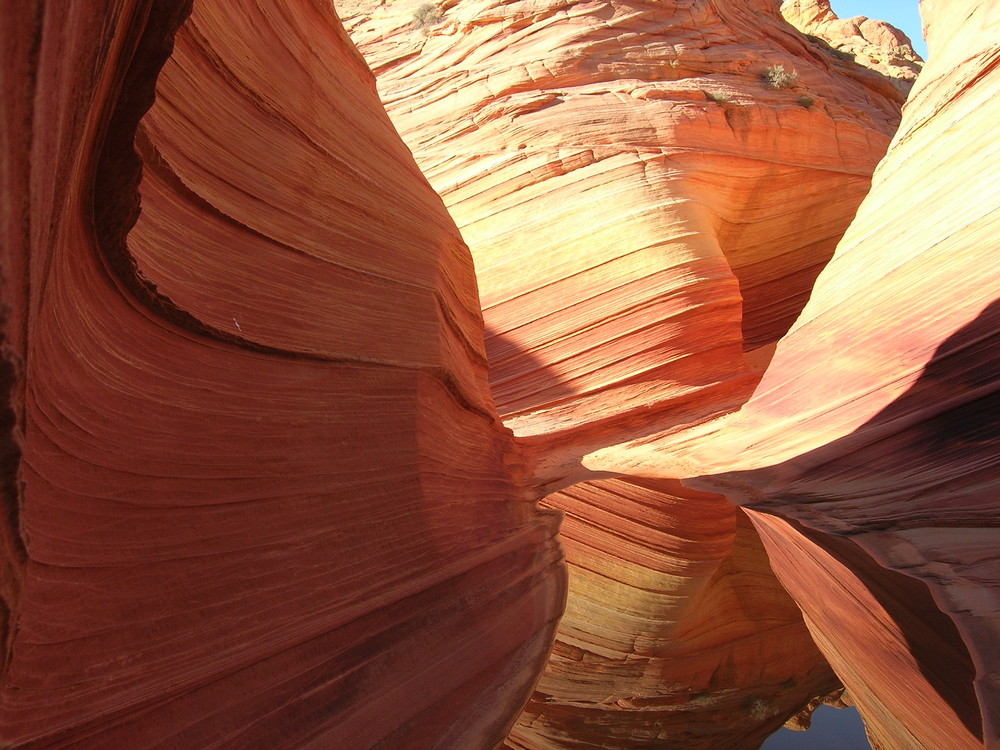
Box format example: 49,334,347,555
583,1,1000,747
338,1,910,747
4,0,997,748
508,482,839,749
343,0,1000,747
0,1,564,747
338,0,903,466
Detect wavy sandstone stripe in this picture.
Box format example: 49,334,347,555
4,0,994,748
505,480,838,749
339,1,906,747
0,1,563,747
585,1,1000,747
338,0,903,462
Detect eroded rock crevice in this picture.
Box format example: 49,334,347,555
342,1,998,748
1,0,998,748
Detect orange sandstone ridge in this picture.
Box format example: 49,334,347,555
344,0,999,748
336,0,905,468
1,1,998,750
0,1,563,747
337,1,914,747
781,0,923,94
579,2,1000,748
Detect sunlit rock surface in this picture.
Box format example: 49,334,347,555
342,0,999,748
584,1,1000,747
781,0,923,93
337,0,903,464
0,1,564,746
335,1,918,747
507,482,839,749
3,0,997,748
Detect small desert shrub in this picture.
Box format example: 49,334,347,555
704,90,732,105
412,2,441,27
688,692,716,707
746,698,774,721
797,94,815,108
760,64,798,89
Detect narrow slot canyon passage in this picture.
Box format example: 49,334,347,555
1,1,997,749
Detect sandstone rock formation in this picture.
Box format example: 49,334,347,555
337,0,905,476
338,0,915,746
780,688,851,732
507,483,840,749
3,0,998,748
781,0,923,94
580,2,1000,748
0,1,564,746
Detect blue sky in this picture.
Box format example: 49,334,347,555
828,0,928,59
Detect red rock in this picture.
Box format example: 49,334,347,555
338,0,903,486
781,0,923,98
4,0,997,747
781,688,848,731
0,1,563,746
344,0,999,746
582,1,1000,746
506,485,839,749
339,1,909,746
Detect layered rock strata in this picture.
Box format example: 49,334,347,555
583,1,1000,747
338,0,904,461
0,1,564,747
339,1,911,746
3,0,997,748
781,0,923,93
507,482,839,749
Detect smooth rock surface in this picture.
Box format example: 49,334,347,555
506,484,839,749
781,0,923,93
337,1,913,747
584,1,1000,747
0,1,564,747
3,0,996,748
338,0,904,471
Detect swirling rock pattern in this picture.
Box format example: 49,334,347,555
0,1,564,747
781,0,923,94
508,480,839,749
338,1,910,747
337,0,903,467
4,0,998,748
584,1,1000,747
